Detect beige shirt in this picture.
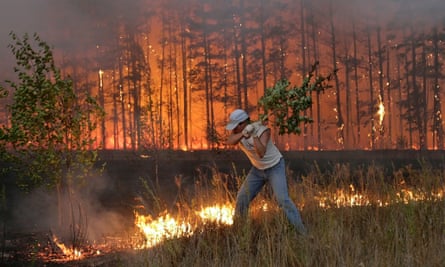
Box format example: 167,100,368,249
239,121,282,170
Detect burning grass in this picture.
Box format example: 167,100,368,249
2,161,445,266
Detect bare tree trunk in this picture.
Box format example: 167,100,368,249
300,0,309,150
421,45,428,149
168,22,174,149
239,0,249,110
118,50,127,150
403,53,413,148
232,15,242,109
202,30,211,147
143,30,156,149
128,31,143,151
409,29,425,149
352,23,360,147
366,27,375,150
376,27,385,147
180,20,189,149
432,27,444,149
343,41,352,149
329,2,344,148
123,33,135,151
386,49,393,148
260,0,267,96
97,57,106,148
173,36,180,149
307,1,321,149
159,17,166,148
396,55,404,148
204,31,216,148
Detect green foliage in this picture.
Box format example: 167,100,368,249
0,32,104,191
258,62,336,135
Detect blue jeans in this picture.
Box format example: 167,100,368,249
235,158,307,235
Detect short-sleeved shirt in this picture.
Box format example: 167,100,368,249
239,121,282,170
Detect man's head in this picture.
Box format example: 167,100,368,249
226,109,249,133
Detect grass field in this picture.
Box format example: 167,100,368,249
123,161,445,267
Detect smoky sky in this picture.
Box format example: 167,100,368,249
0,0,444,77
0,0,147,77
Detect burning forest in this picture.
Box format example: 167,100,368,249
0,0,445,151
1,0,445,266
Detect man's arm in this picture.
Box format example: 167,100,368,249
253,129,270,158
226,132,245,145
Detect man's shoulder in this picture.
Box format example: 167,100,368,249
252,121,267,128
252,121,269,136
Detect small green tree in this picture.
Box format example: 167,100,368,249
0,32,104,227
258,62,336,135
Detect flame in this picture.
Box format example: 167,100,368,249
133,188,445,248
314,184,444,209
315,184,370,208
377,96,385,126
98,69,104,88
41,187,444,263
135,204,234,249
135,212,193,248
197,204,234,225
52,235,83,260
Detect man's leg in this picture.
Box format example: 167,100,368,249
235,167,265,220
268,158,307,235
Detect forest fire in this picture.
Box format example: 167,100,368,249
32,186,444,264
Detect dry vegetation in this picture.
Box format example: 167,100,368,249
3,161,443,266
121,161,445,267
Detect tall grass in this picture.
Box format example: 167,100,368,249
127,161,445,267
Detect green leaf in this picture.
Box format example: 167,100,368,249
258,62,334,136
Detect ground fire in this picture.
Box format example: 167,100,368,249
25,185,442,265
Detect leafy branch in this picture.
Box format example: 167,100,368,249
258,62,337,135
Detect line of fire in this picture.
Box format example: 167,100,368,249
1,0,445,265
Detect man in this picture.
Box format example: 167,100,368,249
226,109,307,235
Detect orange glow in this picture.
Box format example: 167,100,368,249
41,185,444,263
196,204,234,225
98,69,104,88
135,204,234,249
377,96,385,126
134,186,444,247
135,212,194,248
52,235,83,260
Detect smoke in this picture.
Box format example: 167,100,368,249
0,0,153,81
9,171,131,242
0,0,443,73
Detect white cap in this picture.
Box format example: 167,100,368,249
226,109,249,130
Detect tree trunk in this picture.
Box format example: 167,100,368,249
353,23,360,148
432,27,444,149
329,1,344,148
366,27,375,150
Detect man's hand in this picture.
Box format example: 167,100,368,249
242,124,255,138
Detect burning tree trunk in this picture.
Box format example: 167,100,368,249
352,23,361,148
366,26,376,150
431,27,444,149
328,1,344,148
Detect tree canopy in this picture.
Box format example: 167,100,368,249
0,32,104,191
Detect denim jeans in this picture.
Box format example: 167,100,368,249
235,158,307,235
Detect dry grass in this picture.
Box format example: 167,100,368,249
126,161,445,267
